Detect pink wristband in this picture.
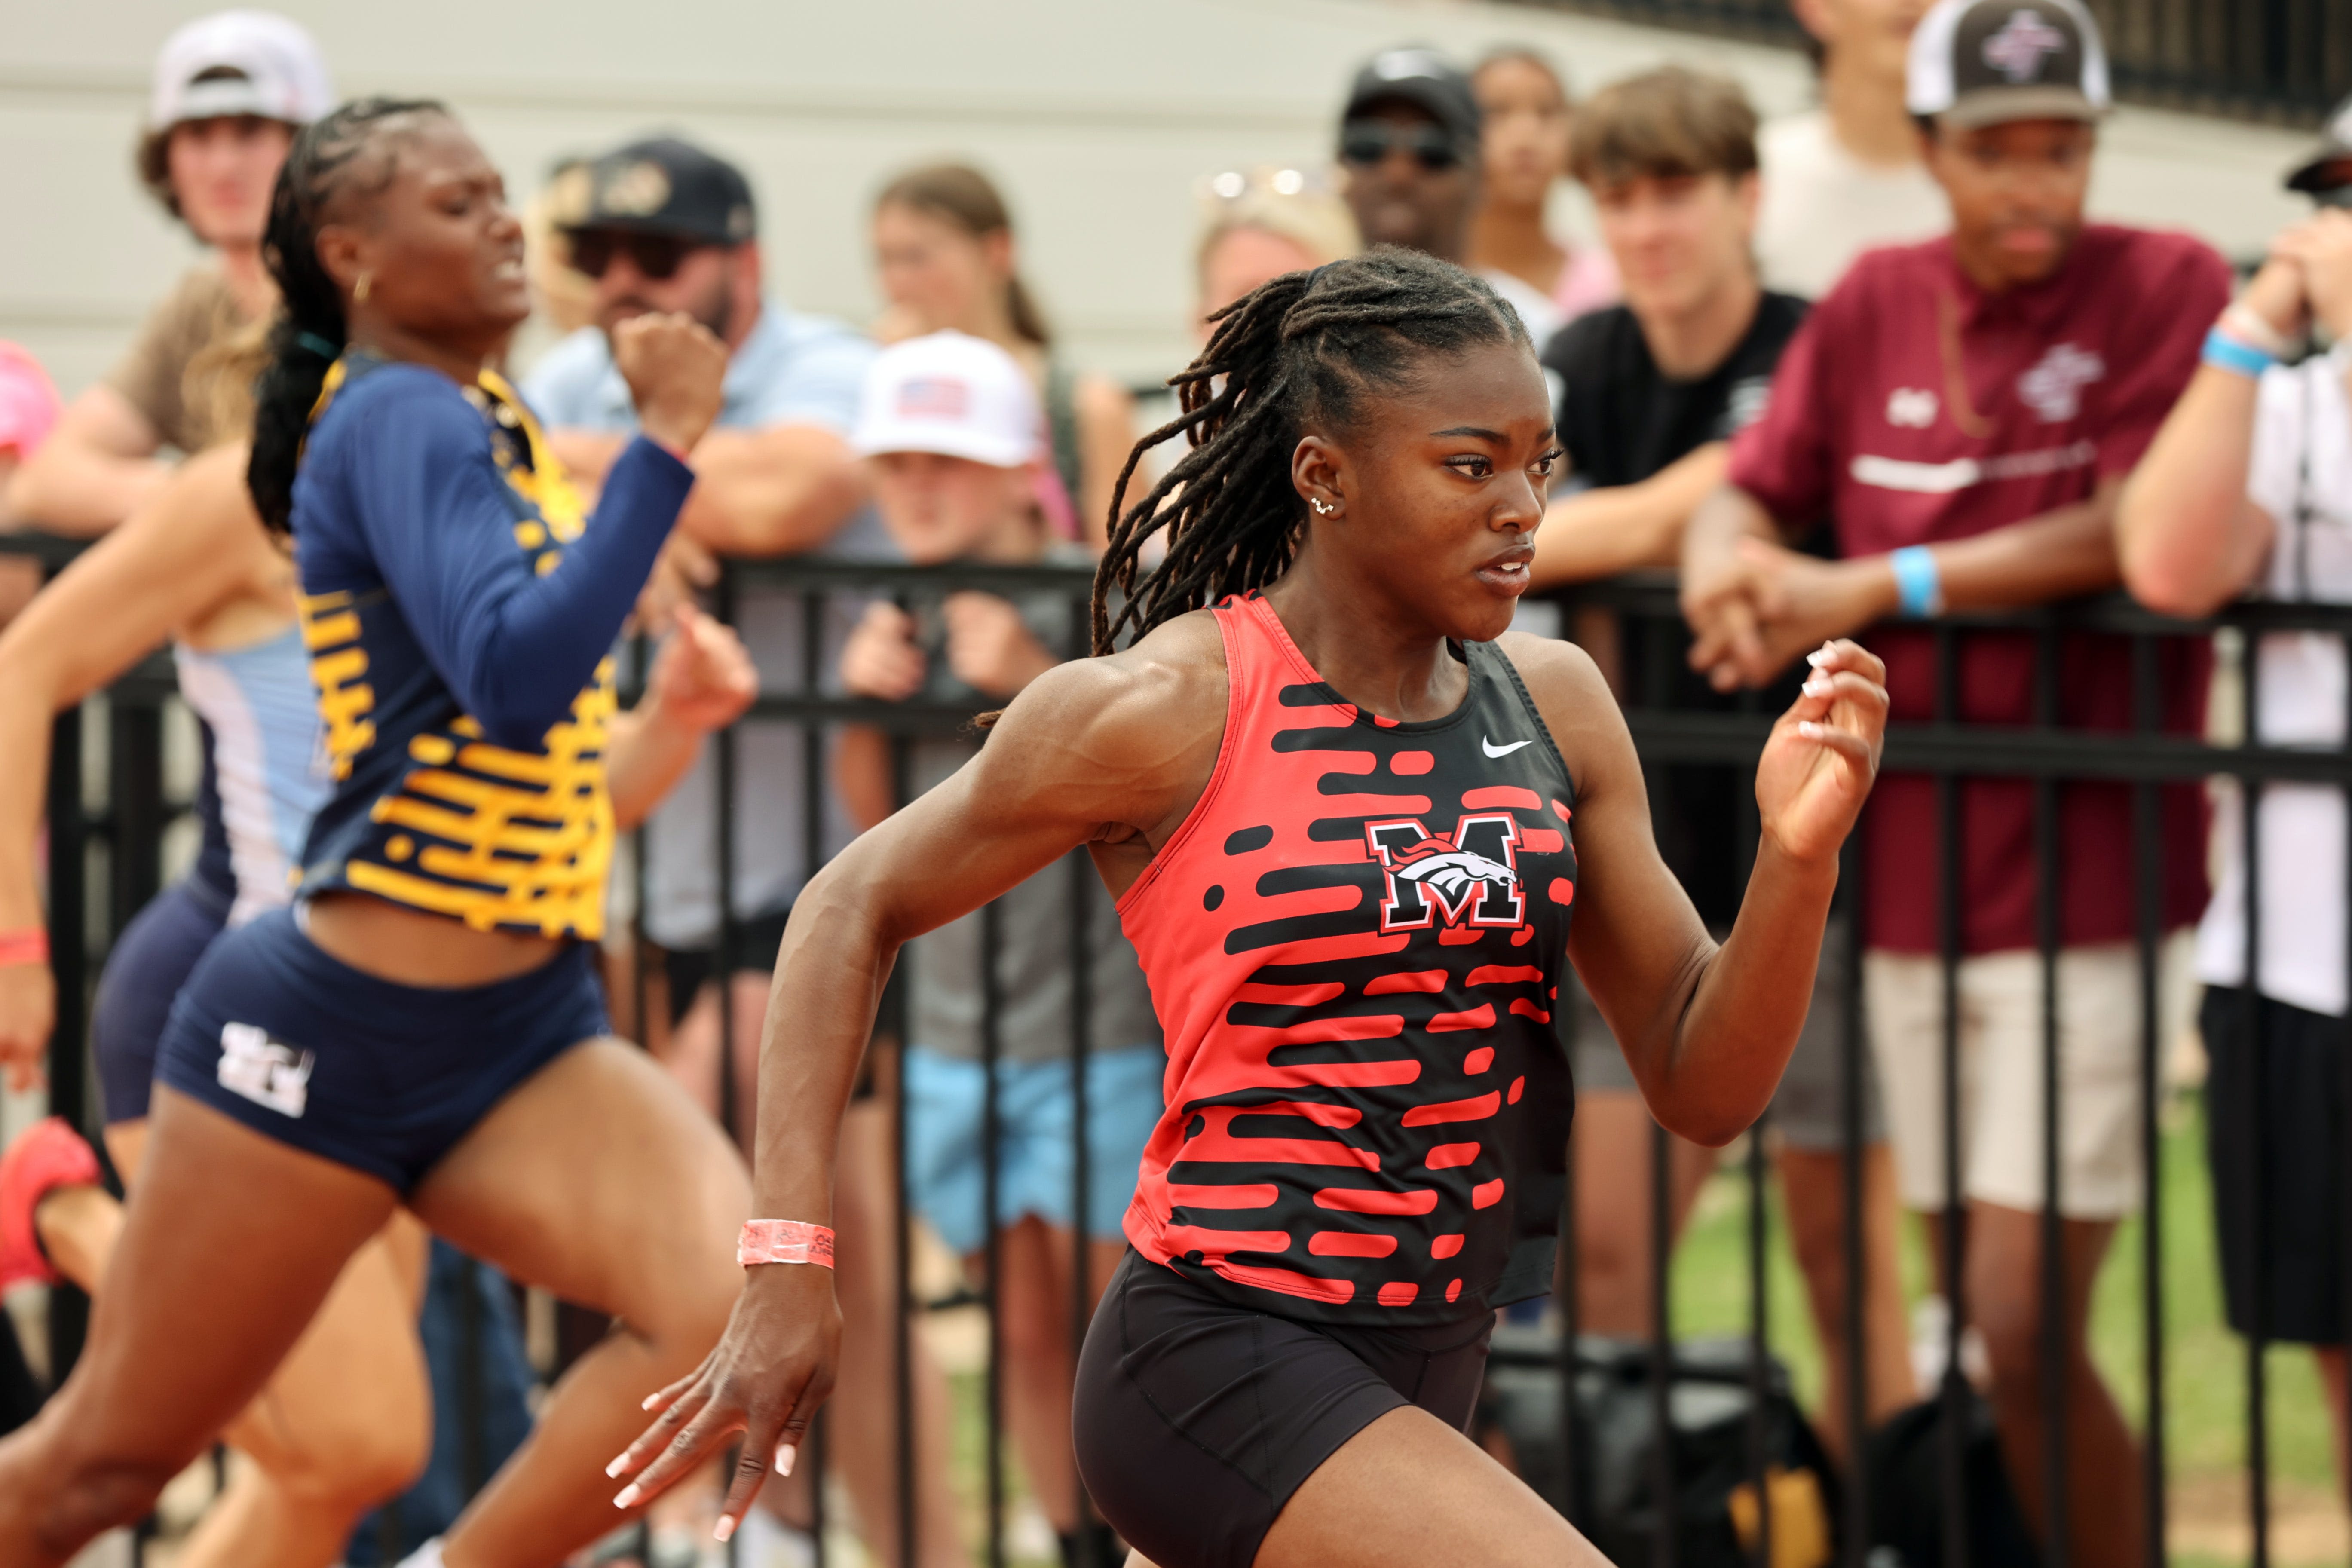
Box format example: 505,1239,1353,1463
0,928,47,968
737,1219,835,1269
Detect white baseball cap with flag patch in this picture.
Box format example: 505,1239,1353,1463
149,11,334,131
1907,0,2110,129
852,331,1044,469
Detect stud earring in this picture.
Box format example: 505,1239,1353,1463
354,272,372,305
1310,497,1336,516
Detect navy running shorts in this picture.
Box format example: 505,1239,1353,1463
91,877,233,1125
1073,1250,1492,1568
155,906,608,1191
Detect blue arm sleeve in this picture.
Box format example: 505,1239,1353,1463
345,374,695,747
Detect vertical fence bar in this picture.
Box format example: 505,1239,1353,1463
1933,623,1969,1568
2034,623,2068,1568
890,727,919,1568
2240,630,2271,1568
1063,590,1099,1566
45,701,88,1373
107,699,163,931
1648,1116,1676,1568
802,587,830,1568
1734,701,1769,1568
980,896,1006,1568
1838,831,1869,1568
2132,633,2167,1568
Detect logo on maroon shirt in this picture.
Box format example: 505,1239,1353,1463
1886,387,1940,429
1363,815,1526,934
2017,342,2107,422
1982,9,2068,82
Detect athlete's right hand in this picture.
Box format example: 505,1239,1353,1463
0,963,53,1092
608,1257,841,1543
613,311,728,456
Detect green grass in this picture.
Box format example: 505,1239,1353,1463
1666,1091,2338,1491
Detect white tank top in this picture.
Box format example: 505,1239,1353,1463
173,624,331,926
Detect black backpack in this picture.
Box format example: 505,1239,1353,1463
1477,1327,1841,1568
1860,1386,2040,1568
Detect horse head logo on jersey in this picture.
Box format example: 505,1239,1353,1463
1363,814,1525,933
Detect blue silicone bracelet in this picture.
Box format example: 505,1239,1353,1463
1890,545,1943,618
2202,327,2275,380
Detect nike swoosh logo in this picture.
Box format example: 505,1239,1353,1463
1482,737,1533,758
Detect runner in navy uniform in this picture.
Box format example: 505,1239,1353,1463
613,246,1889,1568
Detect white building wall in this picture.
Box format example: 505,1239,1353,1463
0,0,2320,398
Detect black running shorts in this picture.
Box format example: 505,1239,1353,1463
1074,1250,1492,1568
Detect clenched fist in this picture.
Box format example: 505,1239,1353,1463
613,311,727,457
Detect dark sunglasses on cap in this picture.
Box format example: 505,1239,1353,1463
566,228,709,282
1338,121,1463,173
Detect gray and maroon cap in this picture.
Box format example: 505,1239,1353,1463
1906,0,2112,129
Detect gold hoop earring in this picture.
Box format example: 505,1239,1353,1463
354,273,372,305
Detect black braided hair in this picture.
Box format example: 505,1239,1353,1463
1091,245,1531,656
247,96,448,535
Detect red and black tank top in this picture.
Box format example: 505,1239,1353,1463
1118,593,1577,1326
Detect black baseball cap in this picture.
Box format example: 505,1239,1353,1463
1341,47,1482,150
566,136,756,246
2285,94,2352,194
1906,0,2112,129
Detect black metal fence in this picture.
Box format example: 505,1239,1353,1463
9,534,2352,1568
1505,0,2346,125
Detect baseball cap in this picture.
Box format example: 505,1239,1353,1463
2285,93,2352,194
567,137,757,247
852,332,1043,469
148,11,333,130
1342,47,1482,150
1906,0,2111,129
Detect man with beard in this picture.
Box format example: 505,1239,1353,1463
1336,48,1482,267
524,137,955,1568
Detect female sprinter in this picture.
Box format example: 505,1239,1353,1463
0,443,753,1560
611,244,1888,1568
0,98,749,1568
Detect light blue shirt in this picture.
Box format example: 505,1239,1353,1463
524,299,891,949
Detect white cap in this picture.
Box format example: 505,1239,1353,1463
1906,0,2109,128
852,332,1042,468
149,11,334,131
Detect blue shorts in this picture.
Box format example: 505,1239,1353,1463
91,877,233,1125
155,907,608,1191
903,1044,1164,1256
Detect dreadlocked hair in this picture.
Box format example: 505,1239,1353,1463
1091,245,1531,656
247,96,449,535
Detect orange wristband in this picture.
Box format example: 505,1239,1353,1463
0,928,47,968
737,1219,834,1268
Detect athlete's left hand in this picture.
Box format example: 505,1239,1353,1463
645,603,757,734
1754,639,1887,864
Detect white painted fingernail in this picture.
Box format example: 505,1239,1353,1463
1802,678,1831,696
778,1443,796,1477
714,1516,737,1544
606,1455,628,1478
1798,720,1825,739
614,1484,640,1510
641,1393,661,1411
1806,647,1831,667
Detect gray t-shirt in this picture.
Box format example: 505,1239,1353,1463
900,571,1160,1063
522,300,884,949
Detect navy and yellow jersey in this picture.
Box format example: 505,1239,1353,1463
289,354,695,938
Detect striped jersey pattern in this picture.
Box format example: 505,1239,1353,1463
1118,593,1577,1326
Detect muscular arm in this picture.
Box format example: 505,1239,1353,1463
1529,443,1727,587
4,386,168,536
2116,364,2280,617
673,424,869,558
1504,631,1885,1145
0,446,273,1078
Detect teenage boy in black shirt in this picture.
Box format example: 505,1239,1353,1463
1529,64,1914,1462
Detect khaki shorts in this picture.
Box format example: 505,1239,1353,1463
1865,941,2193,1219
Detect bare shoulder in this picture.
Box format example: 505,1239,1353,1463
980,608,1229,829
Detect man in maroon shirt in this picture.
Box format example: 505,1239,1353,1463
1679,3,2227,1563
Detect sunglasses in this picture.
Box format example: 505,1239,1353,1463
1338,122,1464,173
566,229,710,282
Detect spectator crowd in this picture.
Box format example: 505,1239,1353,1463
0,1,2349,1565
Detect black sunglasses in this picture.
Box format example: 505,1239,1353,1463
566,229,707,282
1338,122,1464,173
